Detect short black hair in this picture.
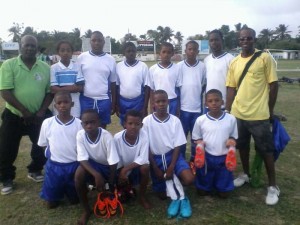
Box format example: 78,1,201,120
91,31,104,36
209,29,224,40
240,27,256,38
205,89,223,99
185,40,199,48
124,109,143,122
56,40,74,53
160,42,174,52
81,109,100,120
122,42,136,52
154,89,168,98
54,90,72,102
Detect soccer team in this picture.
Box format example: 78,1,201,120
0,27,279,224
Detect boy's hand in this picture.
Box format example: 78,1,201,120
165,167,174,180
226,138,236,147
94,173,105,192
118,168,128,184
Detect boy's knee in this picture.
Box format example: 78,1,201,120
74,166,86,184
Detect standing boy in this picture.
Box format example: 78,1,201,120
0,35,52,195
204,30,234,111
77,31,117,129
148,42,182,116
192,89,238,198
177,40,206,159
38,91,82,208
226,27,279,205
114,109,151,209
143,90,194,218
116,42,150,126
75,109,119,225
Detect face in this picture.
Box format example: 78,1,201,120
124,115,142,138
54,94,73,115
58,43,73,62
154,93,168,113
81,112,100,135
159,46,173,64
21,36,38,59
209,33,223,54
239,29,255,53
185,43,199,61
205,93,223,113
90,33,105,54
124,46,137,62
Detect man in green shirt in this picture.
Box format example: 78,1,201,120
0,35,53,195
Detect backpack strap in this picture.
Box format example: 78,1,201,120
237,51,263,89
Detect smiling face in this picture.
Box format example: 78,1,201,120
239,29,256,57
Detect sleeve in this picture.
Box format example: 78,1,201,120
0,61,14,90
226,61,237,88
75,62,85,84
192,117,202,140
175,65,183,88
109,58,117,83
115,63,121,85
142,63,150,87
230,116,238,139
264,54,278,83
50,65,58,86
37,120,48,147
76,131,90,161
148,66,155,90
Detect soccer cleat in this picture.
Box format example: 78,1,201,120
194,143,205,168
167,199,181,218
94,192,108,218
225,146,237,171
179,198,192,218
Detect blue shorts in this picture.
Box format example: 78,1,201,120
85,160,110,184
40,160,79,202
80,94,111,125
168,98,178,116
150,150,190,192
119,95,144,126
179,110,201,159
195,152,234,192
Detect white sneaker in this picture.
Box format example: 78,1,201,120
233,174,250,187
1,180,13,195
266,186,280,205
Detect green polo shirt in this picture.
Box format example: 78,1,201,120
0,55,50,116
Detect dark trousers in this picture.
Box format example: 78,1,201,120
0,108,49,182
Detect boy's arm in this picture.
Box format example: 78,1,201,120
111,82,117,115
225,87,236,112
50,84,83,94
115,85,120,117
79,160,106,192
108,163,118,191
143,85,150,117
165,147,180,180
149,89,154,113
119,162,140,182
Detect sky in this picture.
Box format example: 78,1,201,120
1,0,299,42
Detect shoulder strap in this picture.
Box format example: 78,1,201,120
237,51,263,88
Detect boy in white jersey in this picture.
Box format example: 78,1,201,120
116,42,150,126
143,90,194,218
74,109,119,225
204,30,234,112
77,31,117,129
38,91,83,208
50,40,84,118
148,42,182,116
178,40,206,160
192,89,238,198
114,110,151,209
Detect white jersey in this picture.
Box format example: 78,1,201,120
50,61,84,117
204,52,234,107
116,60,150,99
192,112,238,156
77,51,116,100
114,129,149,169
38,116,82,163
148,63,182,99
178,60,206,113
142,113,186,155
76,128,119,165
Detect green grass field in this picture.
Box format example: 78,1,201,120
0,60,299,225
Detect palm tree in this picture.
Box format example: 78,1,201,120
275,24,291,40
258,28,274,48
174,31,183,45
83,29,93,38
22,27,36,36
8,22,24,42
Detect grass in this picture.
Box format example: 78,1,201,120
0,60,299,225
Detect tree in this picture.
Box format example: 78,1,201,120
83,29,93,38
8,22,24,42
275,24,291,41
22,27,37,36
257,28,274,49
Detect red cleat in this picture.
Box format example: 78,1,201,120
194,143,205,168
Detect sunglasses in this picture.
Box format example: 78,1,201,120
238,37,254,41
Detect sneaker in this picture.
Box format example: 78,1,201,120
167,199,180,218
1,180,13,195
179,198,192,218
225,146,237,171
194,143,205,168
27,171,44,183
234,174,250,187
266,186,280,205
